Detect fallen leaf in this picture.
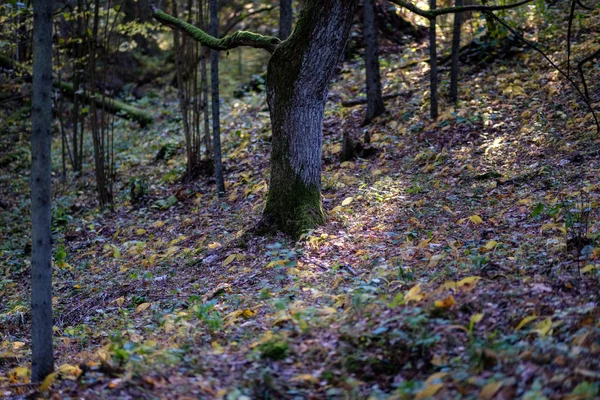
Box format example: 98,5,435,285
405,284,425,303
515,315,538,332
434,295,456,309
469,215,484,224
222,254,237,266
479,380,503,400
416,383,444,399
136,302,151,313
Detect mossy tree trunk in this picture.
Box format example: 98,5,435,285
261,0,359,238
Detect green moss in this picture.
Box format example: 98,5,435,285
151,8,280,53
258,337,289,360
263,178,325,240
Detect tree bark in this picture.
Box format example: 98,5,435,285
262,0,359,238
429,0,438,119
210,0,225,196
279,0,293,40
450,0,462,104
363,0,385,125
31,0,55,382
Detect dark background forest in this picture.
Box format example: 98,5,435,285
1,0,600,398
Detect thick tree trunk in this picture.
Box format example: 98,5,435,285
31,0,55,382
429,0,438,119
210,0,225,196
279,0,293,39
450,0,462,104
363,0,385,125
262,0,359,238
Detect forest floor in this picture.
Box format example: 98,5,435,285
1,7,600,400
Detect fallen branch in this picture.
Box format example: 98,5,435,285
0,54,153,126
341,91,412,107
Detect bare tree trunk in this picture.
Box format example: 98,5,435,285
210,0,225,196
363,0,385,125
279,0,293,40
89,0,112,207
429,0,438,119
262,0,359,238
31,0,55,382
450,0,462,104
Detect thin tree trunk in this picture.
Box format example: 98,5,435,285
210,0,225,196
262,0,359,238
429,0,438,119
279,0,293,40
450,0,462,104
31,0,55,382
363,0,385,125
200,0,212,161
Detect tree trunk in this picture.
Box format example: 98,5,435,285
279,0,293,40
210,0,225,196
31,0,55,382
450,0,462,104
429,0,438,119
363,0,385,125
262,0,359,238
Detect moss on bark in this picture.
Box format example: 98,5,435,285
151,7,280,53
262,174,326,240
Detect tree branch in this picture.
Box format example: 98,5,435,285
150,4,280,53
485,12,599,133
222,6,277,37
388,0,536,19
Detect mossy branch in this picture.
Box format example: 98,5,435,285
0,53,153,126
150,5,280,54
388,0,536,19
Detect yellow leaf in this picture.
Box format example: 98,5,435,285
341,197,354,206
457,276,481,291
208,241,221,249
484,240,498,250
405,284,425,303
415,383,444,399
265,259,287,269
428,254,444,268
135,228,147,235
479,380,503,400
12,342,25,350
242,309,256,318
470,313,484,325
152,220,165,228
434,295,456,309
115,296,125,307
582,264,596,273
58,363,82,378
211,341,225,355
319,307,337,315
534,317,553,337
163,246,179,258
442,205,454,214
40,372,58,391
425,372,448,385
515,315,538,331
136,302,151,313
290,373,319,384
222,254,237,266
469,215,483,224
